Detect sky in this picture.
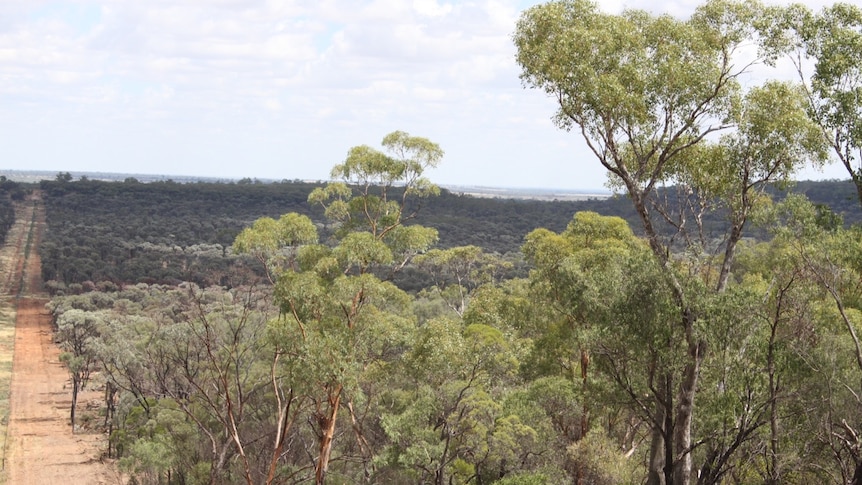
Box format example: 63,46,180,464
0,0,850,190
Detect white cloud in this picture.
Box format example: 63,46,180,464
413,0,453,17
413,86,448,101
0,0,846,190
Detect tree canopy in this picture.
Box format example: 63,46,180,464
31,1,862,484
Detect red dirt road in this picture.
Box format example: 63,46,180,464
2,194,119,484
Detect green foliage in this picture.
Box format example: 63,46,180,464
790,2,862,204
38,178,320,287
334,232,393,270
233,213,317,256
567,428,638,485
416,245,514,316
30,5,862,482
0,187,16,246
309,131,442,240
41,197,862,484
383,224,439,262
514,0,752,189
114,398,203,485
493,472,554,485
512,1,854,481
35,174,862,291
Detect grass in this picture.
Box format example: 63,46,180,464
0,304,16,479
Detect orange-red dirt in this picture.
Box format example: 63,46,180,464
2,193,120,484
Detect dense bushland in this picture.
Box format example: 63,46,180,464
35,0,862,480
42,142,862,484
36,176,862,293
0,178,25,245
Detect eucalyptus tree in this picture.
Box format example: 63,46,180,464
686,81,826,291
78,284,280,485
778,2,862,207
170,284,276,485
515,2,825,483
233,213,318,283
55,308,103,429
413,245,512,317
236,131,443,484
307,129,442,271
523,212,672,482
381,316,525,484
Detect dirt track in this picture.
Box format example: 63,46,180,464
1,193,119,484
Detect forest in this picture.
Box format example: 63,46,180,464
33,175,861,294
19,1,862,484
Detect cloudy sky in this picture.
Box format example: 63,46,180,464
0,0,847,190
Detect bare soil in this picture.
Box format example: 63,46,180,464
0,193,120,484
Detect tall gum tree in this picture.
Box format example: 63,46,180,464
237,131,443,484
522,212,649,483
777,3,862,207
515,1,825,483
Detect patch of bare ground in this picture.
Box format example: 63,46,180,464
0,193,121,484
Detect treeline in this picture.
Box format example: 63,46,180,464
37,177,615,289
0,177,29,248
36,176,862,292
39,178,312,288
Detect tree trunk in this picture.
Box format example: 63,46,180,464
70,376,78,432
664,374,674,485
767,301,781,485
580,349,590,438
674,356,701,485
628,179,706,485
576,349,590,485
104,382,117,457
315,385,342,485
851,459,862,485
716,219,744,292
647,399,666,485
347,400,374,482
266,394,295,485
211,437,233,485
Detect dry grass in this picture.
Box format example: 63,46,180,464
0,303,14,461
